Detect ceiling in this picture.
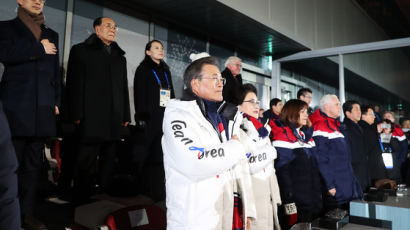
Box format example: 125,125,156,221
90,0,308,59
355,0,410,58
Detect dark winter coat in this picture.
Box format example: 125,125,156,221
221,68,242,105
271,120,322,219
0,18,61,137
66,34,130,141
0,102,20,230
380,133,402,182
343,118,370,191
358,120,388,183
133,57,174,134
309,110,363,206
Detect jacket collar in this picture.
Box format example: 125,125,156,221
222,67,241,80
311,109,341,131
181,89,237,121
274,119,313,143
84,33,125,55
141,57,169,71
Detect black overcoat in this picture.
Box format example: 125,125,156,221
358,120,388,183
221,68,242,105
133,57,174,135
343,118,370,191
66,34,130,141
0,18,61,137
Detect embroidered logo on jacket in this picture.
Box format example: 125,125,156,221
189,146,225,159
171,120,193,145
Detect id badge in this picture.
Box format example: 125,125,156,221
382,152,393,169
160,89,171,107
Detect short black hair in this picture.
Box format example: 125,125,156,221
93,17,111,28
143,40,164,62
269,98,281,108
297,88,312,99
238,84,257,105
343,100,360,116
361,104,373,115
183,56,218,91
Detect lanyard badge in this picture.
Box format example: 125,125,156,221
152,69,171,107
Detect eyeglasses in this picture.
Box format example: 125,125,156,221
243,100,260,106
201,73,226,86
32,0,46,3
103,23,118,31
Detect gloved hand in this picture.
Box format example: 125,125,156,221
239,130,257,157
284,202,298,227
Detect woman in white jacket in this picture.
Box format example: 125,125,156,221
238,84,282,230
162,56,256,230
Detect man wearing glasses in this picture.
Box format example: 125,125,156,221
0,0,60,229
66,17,130,205
162,56,256,230
222,56,243,105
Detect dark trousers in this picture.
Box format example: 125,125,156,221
73,141,116,203
134,130,165,202
12,138,45,216
0,136,20,229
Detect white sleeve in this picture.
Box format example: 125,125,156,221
162,110,246,181
247,137,277,175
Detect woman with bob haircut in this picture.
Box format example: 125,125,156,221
270,99,322,229
237,83,282,230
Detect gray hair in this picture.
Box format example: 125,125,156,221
183,56,218,91
319,94,338,111
224,56,241,67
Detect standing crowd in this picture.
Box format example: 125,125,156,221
0,1,409,230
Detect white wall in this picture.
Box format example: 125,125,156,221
218,0,410,101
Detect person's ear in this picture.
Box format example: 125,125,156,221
191,78,198,90
146,50,151,56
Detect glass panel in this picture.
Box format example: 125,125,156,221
161,27,207,98
209,42,234,70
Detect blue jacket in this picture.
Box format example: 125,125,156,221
271,120,322,215
0,101,20,229
0,18,61,137
309,110,363,205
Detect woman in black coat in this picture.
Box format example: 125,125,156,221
133,40,174,201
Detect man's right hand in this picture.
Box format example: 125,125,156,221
74,120,80,125
41,39,57,55
328,188,336,196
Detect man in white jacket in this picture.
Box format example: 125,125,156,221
162,56,255,230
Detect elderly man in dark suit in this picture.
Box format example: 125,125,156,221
0,0,61,229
